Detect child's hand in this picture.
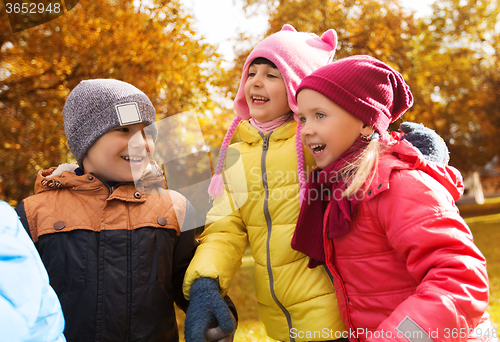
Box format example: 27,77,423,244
399,122,450,164
184,277,236,342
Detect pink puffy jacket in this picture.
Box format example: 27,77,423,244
323,140,492,342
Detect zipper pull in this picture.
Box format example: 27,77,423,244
261,132,272,151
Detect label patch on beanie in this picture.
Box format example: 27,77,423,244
115,102,141,126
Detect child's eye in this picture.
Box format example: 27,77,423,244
316,113,325,119
299,116,306,124
248,72,256,78
114,127,129,133
267,73,278,78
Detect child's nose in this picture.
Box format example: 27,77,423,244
250,74,264,87
300,122,314,137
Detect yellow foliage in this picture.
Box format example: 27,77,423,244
0,0,229,203
2,0,500,204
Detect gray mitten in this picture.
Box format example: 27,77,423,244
184,278,236,342
399,122,450,164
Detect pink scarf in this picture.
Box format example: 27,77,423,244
291,137,368,268
249,113,294,133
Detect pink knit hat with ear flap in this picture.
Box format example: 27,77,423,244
208,24,338,201
234,24,337,122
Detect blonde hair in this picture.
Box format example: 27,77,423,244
341,139,388,197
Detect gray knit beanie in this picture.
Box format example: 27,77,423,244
63,79,157,168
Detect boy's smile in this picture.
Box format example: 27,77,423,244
122,155,145,163
297,89,370,169
82,123,155,183
244,63,291,122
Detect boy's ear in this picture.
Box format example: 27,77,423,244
360,124,374,137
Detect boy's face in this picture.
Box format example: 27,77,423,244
244,63,291,122
298,89,369,169
82,123,155,182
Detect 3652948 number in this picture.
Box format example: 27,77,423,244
5,2,61,14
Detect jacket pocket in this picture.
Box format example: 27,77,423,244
37,230,89,293
137,228,175,285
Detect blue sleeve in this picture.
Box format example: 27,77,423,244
0,201,66,342
14,200,32,239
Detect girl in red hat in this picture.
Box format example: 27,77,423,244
293,55,494,342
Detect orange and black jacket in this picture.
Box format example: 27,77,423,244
15,163,198,342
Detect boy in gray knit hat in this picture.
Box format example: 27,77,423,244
63,78,158,176
15,79,236,342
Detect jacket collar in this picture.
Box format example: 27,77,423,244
34,161,166,201
238,119,297,144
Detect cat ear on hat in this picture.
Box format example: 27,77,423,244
281,24,298,32
281,23,338,54
321,29,338,51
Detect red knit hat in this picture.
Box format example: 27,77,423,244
297,55,413,138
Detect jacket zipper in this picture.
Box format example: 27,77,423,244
89,172,132,341
90,173,130,195
91,173,112,194
259,132,295,342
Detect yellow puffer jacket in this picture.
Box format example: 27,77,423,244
183,120,345,341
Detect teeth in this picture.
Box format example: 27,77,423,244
123,156,143,162
252,96,268,102
310,144,326,153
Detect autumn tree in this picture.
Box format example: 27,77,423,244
0,0,225,205
406,0,500,172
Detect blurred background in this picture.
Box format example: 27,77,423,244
1,0,499,340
